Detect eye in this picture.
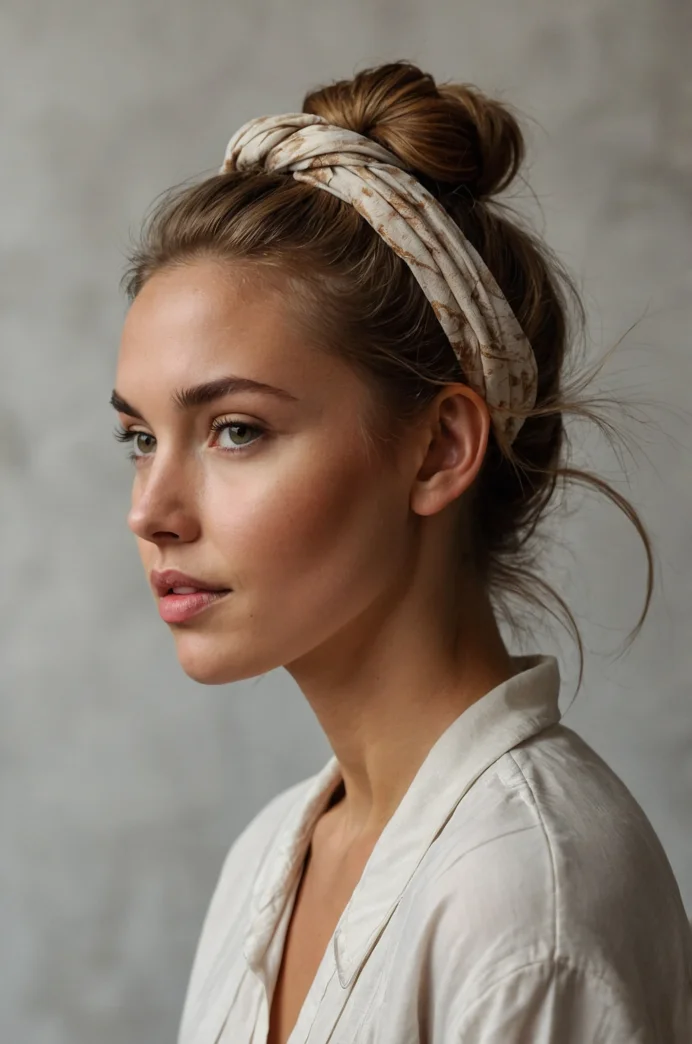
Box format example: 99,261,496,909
112,426,155,461
210,418,265,453
112,419,265,463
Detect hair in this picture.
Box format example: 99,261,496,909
122,60,654,692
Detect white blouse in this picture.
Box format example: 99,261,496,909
178,654,692,1043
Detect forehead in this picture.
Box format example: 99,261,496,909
118,258,344,396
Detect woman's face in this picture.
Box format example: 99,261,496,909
114,259,419,685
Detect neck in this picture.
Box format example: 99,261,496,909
285,578,516,848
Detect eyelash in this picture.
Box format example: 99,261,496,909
112,418,266,463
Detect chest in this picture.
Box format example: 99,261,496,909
266,835,375,1044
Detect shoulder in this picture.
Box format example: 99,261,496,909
428,720,686,929
504,721,689,949
407,723,692,1028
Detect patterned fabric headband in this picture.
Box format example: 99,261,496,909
220,112,538,446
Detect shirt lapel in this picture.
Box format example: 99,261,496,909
181,763,342,1044
242,756,344,972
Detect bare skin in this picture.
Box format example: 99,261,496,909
266,783,374,1044
114,257,517,1042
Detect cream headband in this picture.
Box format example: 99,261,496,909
220,112,538,446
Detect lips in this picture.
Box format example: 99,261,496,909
150,568,231,598
149,569,232,624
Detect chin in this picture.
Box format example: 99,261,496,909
172,632,278,686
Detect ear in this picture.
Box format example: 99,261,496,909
410,383,490,518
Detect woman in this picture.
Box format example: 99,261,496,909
112,62,692,1043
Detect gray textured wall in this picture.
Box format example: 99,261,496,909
2,2,690,1041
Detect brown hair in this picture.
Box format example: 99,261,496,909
122,60,654,691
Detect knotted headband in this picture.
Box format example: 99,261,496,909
220,112,538,446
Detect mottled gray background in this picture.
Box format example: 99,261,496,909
2,1,691,1041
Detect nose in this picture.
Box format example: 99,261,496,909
127,457,201,545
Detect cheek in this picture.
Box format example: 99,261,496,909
209,444,404,616
164,442,410,685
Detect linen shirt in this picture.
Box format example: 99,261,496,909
178,654,692,1043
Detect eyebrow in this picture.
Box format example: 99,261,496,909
110,375,299,420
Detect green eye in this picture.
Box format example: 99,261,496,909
133,432,156,455
113,419,266,463
209,417,266,453
112,426,156,462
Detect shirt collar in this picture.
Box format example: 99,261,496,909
243,653,561,988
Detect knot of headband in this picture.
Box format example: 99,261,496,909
220,112,538,446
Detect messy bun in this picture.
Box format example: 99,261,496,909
304,62,523,198
123,60,653,690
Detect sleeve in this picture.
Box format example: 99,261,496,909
451,957,653,1044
